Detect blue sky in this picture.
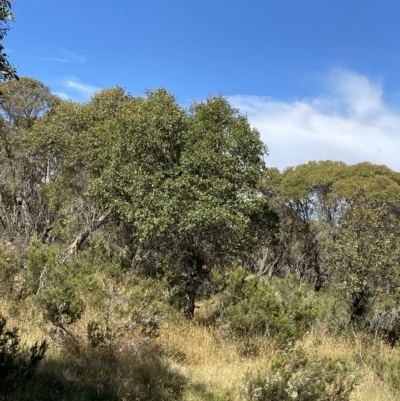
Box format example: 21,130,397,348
5,1,400,171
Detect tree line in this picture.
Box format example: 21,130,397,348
1,5,400,399
0,77,399,333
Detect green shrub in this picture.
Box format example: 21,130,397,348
269,275,319,334
219,267,295,351
34,258,90,348
218,268,328,351
0,314,47,396
25,237,59,295
37,286,85,327
270,275,350,337
369,350,400,392
243,347,357,401
34,253,106,331
37,285,85,349
87,275,169,351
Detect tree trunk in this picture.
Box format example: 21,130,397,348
61,229,91,262
61,208,113,262
181,252,206,319
313,250,323,291
184,293,196,319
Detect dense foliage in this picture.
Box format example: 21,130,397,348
243,347,356,401
1,77,400,400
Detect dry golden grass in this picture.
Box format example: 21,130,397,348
301,330,399,401
2,295,400,401
351,371,397,401
157,320,274,400
0,296,48,348
156,322,400,401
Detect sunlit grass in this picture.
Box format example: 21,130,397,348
2,295,400,400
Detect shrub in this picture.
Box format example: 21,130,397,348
367,291,400,346
219,267,296,351
86,278,165,351
0,314,47,395
218,268,326,351
243,347,357,401
269,275,319,335
25,237,59,295
369,350,400,392
34,258,90,349
38,286,85,327
269,275,351,337
0,245,18,296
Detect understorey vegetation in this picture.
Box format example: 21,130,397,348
0,76,400,400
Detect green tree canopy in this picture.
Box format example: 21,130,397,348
0,78,60,243
261,161,400,290
89,89,276,317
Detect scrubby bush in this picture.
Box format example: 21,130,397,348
368,350,400,393
32,256,94,347
221,268,295,350
243,347,357,401
0,245,18,296
367,292,400,346
0,314,46,396
216,267,323,352
38,286,85,327
269,275,320,333
25,237,59,295
86,275,167,351
33,250,170,352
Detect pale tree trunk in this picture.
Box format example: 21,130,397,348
61,208,113,262
256,247,282,279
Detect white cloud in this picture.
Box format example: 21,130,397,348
38,48,85,63
38,57,70,63
59,48,85,63
229,69,400,172
62,77,100,100
327,68,384,118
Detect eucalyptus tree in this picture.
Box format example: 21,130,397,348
89,89,276,317
30,86,130,256
320,165,400,333
259,161,348,288
261,161,400,293
0,77,60,244
322,204,400,333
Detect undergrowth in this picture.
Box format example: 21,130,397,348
0,261,399,400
